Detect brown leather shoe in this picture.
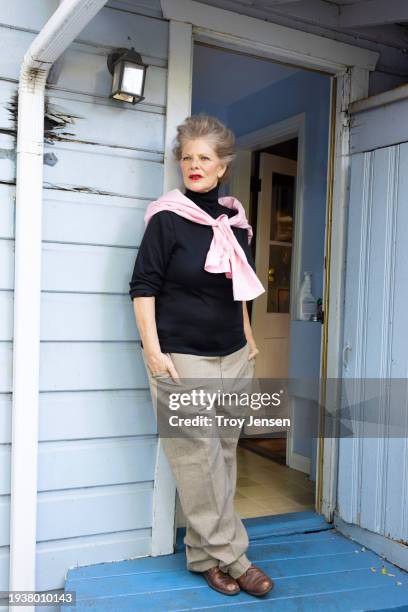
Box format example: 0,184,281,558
236,564,274,596
202,566,240,595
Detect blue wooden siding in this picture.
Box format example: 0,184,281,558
338,120,408,561
64,512,408,610
0,0,167,594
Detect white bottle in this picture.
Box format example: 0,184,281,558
297,271,316,321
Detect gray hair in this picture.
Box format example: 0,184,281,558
172,114,236,183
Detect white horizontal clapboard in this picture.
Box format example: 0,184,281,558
0,482,153,546
0,437,157,496
0,184,14,240
0,294,141,342
0,342,147,392
43,141,163,198
0,389,155,444
41,190,149,247
0,134,15,183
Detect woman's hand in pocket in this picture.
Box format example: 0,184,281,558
147,351,180,382
247,341,259,361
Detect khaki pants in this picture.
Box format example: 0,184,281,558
142,342,255,579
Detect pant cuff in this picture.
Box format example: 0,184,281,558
222,554,252,579
187,558,219,573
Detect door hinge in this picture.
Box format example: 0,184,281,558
250,176,262,192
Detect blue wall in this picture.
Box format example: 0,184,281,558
228,70,330,303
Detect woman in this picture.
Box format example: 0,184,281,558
129,115,274,597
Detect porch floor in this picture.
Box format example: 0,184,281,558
64,512,408,612
64,511,408,611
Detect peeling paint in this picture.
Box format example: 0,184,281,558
396,538,408,548
7,93,18,131
44,99,81,144
5,95,158,154
6,93,82,144
0,128,16,137
43,183,137,198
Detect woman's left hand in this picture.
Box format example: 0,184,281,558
247,341,259,360
242,302,259,360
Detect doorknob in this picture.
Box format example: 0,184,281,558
342,343,352,369
268,267,275,283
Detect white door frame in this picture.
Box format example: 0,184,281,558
155,0,377,554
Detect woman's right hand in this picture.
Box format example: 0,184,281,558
146,351,180,382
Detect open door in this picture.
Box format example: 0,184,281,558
335,93,408,571
252,153,297,380
250,154,297,445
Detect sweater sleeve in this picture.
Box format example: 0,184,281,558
235,228,256,272
129,211,176,300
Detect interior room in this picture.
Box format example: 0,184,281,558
191,41,332,519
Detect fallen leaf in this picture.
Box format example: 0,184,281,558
380,566,395,576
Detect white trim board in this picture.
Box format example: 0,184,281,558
149,19,193,555
235,114,305,151
161,0,379,73
350,95,408,154
150,442,176,556
163,20,193,193
350,82,408,115
234,113,306,322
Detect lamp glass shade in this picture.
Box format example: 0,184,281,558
121,62,144,96
111,62,122,95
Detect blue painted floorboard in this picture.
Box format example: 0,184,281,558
64,512,408,611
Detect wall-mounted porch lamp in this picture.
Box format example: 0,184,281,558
107,47,148,104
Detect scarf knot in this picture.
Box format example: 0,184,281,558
144,189,265,301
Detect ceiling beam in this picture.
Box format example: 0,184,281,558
340,0,408,28
229,0,304,5
264,0,338,27
255,0,306,5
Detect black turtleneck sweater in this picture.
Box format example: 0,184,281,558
128,184,256,356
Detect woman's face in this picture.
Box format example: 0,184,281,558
180,138,227,192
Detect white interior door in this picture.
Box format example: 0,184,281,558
252,153,297,380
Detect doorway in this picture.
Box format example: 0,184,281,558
234,136,314,516
184,41,332,521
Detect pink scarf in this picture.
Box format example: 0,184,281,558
144,189,265,301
